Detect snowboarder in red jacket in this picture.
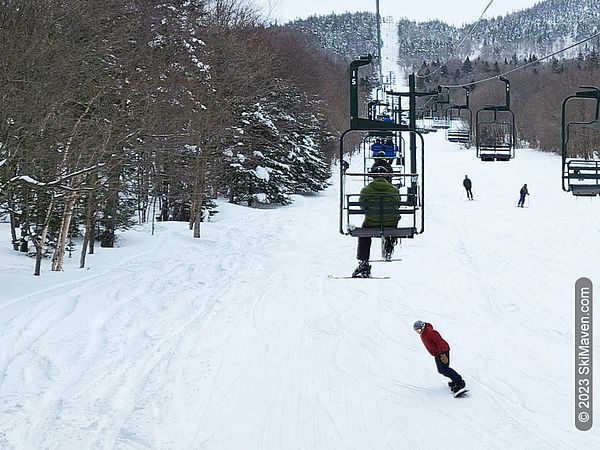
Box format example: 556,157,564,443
414,320,466,393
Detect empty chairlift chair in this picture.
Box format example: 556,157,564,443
432,87,451,130
561,86,600,196
475,77,516,161
446,86,472,146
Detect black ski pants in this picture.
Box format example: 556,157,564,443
356,223,398,261
464,187,473,199
434,351,463,384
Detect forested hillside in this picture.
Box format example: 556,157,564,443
397,0,600,69
284,1,599,72
287,12,379,61
283,1,599,155
416,50,599,154
0,0,353,274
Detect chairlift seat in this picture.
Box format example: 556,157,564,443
566,161,600,185
447,129,470,143
570,185,600,196
479,142,513,161
349,227,417,239
568,173,600,180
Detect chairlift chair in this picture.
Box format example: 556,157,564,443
341,57,426,250
432,87,451,129
446,87,472,145
475,77,516,161
561,86,600,196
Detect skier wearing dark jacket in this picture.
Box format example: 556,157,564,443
518,183,529,207
463,175,473,200
414,321,465,393
371,151,393,173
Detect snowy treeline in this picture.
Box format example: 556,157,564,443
397,0,600,69
0,0,351,274
287,12,379,61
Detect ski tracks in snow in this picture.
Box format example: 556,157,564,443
2,139,600,449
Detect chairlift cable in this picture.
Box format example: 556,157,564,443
416,0,495,79
440,30,600,89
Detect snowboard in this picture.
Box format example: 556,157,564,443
453,388,469,398
327,275,390,280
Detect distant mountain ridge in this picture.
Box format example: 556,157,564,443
286,0,599,67
398,0,600,68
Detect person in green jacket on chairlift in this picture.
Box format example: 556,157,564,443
352,165,401,278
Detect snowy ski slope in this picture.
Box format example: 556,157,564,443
2,12,600,450
1,130,600,449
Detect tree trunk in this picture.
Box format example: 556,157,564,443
80,190,95,268
137,154,149,223
188,200,196,231
8,201,19,251
51,192,79,271
193,191,204,238
33,195,56,276
192,149,206,239
18,186,31,253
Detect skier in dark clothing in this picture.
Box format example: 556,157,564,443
518,183,529,207
371,151,393,180
463,175,473,200
414,320,466,394
352,165,400,277
341,159,350,175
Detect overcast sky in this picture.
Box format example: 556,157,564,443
255,0,543,26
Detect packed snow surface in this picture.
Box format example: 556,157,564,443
1,130,600,449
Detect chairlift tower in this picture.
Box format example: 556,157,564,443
375,0,383,86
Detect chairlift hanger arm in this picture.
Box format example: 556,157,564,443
386,90,437,98
499,77,510,110
562,89,600,153
448,87,470,110
575,86,600,99
561,90,600,192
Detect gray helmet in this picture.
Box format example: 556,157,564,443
413,320,426,331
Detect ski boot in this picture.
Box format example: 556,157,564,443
352,260,371,278
383,237,396,262
448,381,456,390
451,379,466,394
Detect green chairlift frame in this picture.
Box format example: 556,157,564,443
446,87,472,145
341,55,426,240
476,77,516,161
432,87,451,129
561,86,600,196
